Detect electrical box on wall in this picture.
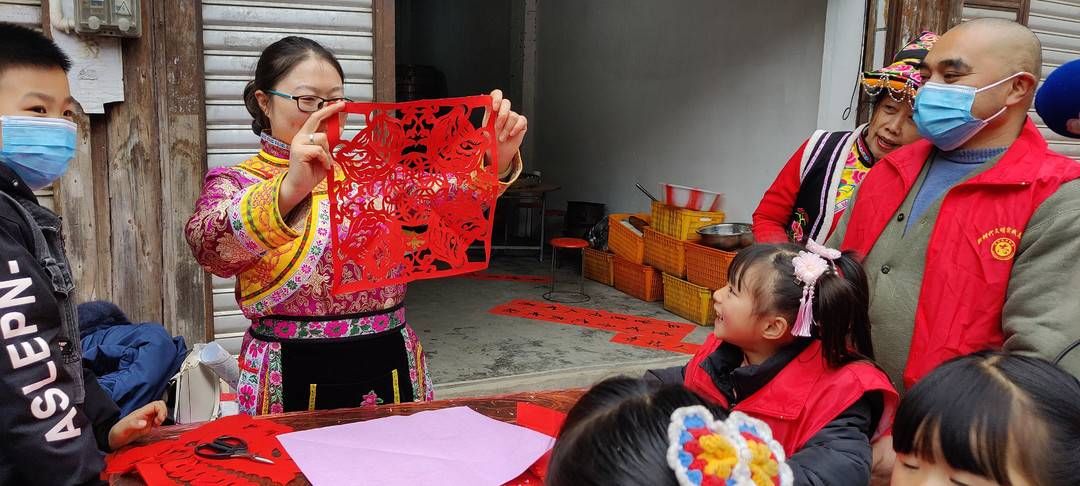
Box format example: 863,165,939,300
74,0,140,38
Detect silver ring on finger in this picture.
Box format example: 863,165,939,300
308,132,315,144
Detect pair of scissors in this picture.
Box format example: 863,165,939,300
194,435,275,464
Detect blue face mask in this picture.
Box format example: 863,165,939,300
913,72,1026,151
0,115,77,190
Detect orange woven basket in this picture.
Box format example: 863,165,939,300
650,201,725,241
644,228,688,278
685,241,737,290
662,273,716,326
583,248,615,286
614,256,663,302
608,213,649,264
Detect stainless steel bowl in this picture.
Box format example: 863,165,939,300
697,223,754,251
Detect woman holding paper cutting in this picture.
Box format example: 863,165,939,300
185,36,526,415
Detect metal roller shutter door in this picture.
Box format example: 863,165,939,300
202,0,375,353
1028,0,1080,160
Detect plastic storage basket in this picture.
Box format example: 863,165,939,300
662,273,716,326
684,242,737,290
614,256,663,302
650,201,725,241
644,228,688,278
583,248,615,286
608,213,649,264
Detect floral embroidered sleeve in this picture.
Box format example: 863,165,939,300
185,167,301,278
463,151,523,196
496,151,524,196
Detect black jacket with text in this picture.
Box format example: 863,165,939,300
0,165,119,486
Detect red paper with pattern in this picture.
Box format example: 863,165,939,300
104,415,302,485
490,299,703,354
327,96,499,294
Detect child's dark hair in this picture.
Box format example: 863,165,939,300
894,351,1080,485
0,22,72,76
726,243,873,368
547,377,726,486
244,36,345,135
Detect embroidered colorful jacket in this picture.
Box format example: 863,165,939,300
186,138,402,318
683,335,898,456
185,135,522,414
186,135,521,318
753,127,876,245
839,120,1080,388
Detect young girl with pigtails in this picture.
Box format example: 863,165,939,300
647,241,898,485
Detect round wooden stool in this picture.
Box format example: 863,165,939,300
544,238,591,303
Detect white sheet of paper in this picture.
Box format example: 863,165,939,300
50,28,125,114
277,406,554,486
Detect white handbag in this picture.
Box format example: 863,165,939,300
168,343,222,424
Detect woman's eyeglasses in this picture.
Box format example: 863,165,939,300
267,90,350,113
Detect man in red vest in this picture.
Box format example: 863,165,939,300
828,18,1080,483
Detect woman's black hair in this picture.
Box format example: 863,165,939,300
726,243,874,368
243,36,345,135
893,351,1080,485
546,377,727,486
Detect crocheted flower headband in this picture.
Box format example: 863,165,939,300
790,240,841,337
667,407,793,486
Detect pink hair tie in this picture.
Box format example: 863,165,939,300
806,239,841,260
790,241,842,337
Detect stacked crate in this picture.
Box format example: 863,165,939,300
645,202,728,326
582,248,615,286
609,213,663,301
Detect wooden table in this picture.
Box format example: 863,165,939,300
110,389,585,485
497,183,562,261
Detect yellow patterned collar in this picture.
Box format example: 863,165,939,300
257,150,289,167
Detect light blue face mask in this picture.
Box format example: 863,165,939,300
0,115,77,190
913,72,1026,151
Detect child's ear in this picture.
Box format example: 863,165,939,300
760,315,790,341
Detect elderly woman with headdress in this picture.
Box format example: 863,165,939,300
752,32,939,245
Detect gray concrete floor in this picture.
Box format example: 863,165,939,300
407,253,713,398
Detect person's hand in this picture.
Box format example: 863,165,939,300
280,101,347,214
108,400,167,450
1067,116,1080,136
483,89,527,177
870,435,895,486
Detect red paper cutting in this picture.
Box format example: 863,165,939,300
104,414,302,485
490,300,703,354
327,96,499,294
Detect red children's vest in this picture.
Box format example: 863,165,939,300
684,335,898,455
840,120,1080,389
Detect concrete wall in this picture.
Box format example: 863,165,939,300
818,0,870,132
534,0,829,222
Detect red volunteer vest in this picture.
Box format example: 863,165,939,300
841,119,1080,389
683,335,898,455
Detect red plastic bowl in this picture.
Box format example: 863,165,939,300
660,183,723,211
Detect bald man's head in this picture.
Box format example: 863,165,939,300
946,18,1042,79
917,18,1044,149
